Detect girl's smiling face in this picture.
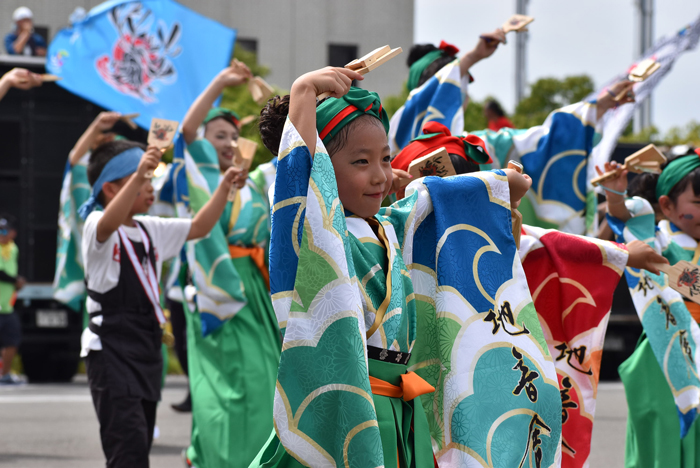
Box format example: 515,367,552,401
659,184,700,240
329,117,392,219
203,118,239,171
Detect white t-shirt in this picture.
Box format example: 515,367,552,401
80,211,191,356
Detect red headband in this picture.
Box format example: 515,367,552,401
391,122,491,172
439,40,460,57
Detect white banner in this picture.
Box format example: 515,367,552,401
587,14,700,187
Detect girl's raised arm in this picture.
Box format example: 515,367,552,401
288,67,363,156
597,161,632,222
182,61,252,145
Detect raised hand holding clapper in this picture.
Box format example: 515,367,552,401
592,144,666,187
317,45,402,100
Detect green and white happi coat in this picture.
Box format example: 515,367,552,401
160,135,276,334
608,197,700,438
268,120,562,467
53,154,91,312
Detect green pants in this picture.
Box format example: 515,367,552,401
250,358,434,468
185,256,281,468
620,334,700,468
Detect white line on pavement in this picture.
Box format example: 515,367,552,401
0,394,92,403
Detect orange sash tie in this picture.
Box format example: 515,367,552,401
228,245,270,290
369,371,435,401
684,300,700,324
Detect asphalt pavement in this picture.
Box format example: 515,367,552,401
0,375,191,468
0,376,629,467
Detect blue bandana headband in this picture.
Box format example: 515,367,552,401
78,147,143,220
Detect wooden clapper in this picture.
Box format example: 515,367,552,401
120,113,139,130
502,14,534,33
653,261,700,305
613,59,660,102
407,147,456,180
238,115,257,127
591,144,666,187
40,73,62,82
248,76,275,105
317,45,402,100
145,118,179,178
228,137,258,201
507,160,524,249
18,73,62,84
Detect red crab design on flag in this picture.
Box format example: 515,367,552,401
96,3,181,103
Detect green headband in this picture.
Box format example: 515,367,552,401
656,154,700,199
316,87,389,146
204,107,240,128
407,50,443,92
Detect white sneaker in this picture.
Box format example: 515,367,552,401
0,373,24,385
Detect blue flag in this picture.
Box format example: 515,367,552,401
47,0,235,129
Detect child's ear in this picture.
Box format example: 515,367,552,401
658,195,675,219
101,181,119,203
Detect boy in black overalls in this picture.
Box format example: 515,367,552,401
79,140,242,468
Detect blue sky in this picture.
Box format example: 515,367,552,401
415,0,700,132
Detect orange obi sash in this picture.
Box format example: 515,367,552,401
228,245,270,290
684,300,700,324
369,372,435,402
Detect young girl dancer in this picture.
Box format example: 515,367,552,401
250,65,573,467
173,60,280,468
600,150,700,467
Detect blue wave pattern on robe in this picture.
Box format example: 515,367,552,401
388,59,465,156
473,102,598,235
269,118,562,467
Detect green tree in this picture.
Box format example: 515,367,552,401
463,97,488,132
618,126,661,144
512,75,595,128
382,83,409,120
664,121,700,146
620,121,700,146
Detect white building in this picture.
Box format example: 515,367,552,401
0,0,414,98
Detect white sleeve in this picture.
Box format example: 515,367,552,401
81,211,121,296
136,215,192,261
82,211,112,258
460,72,470,101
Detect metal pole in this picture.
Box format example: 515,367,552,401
515,0,529,106
634,0,654,133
